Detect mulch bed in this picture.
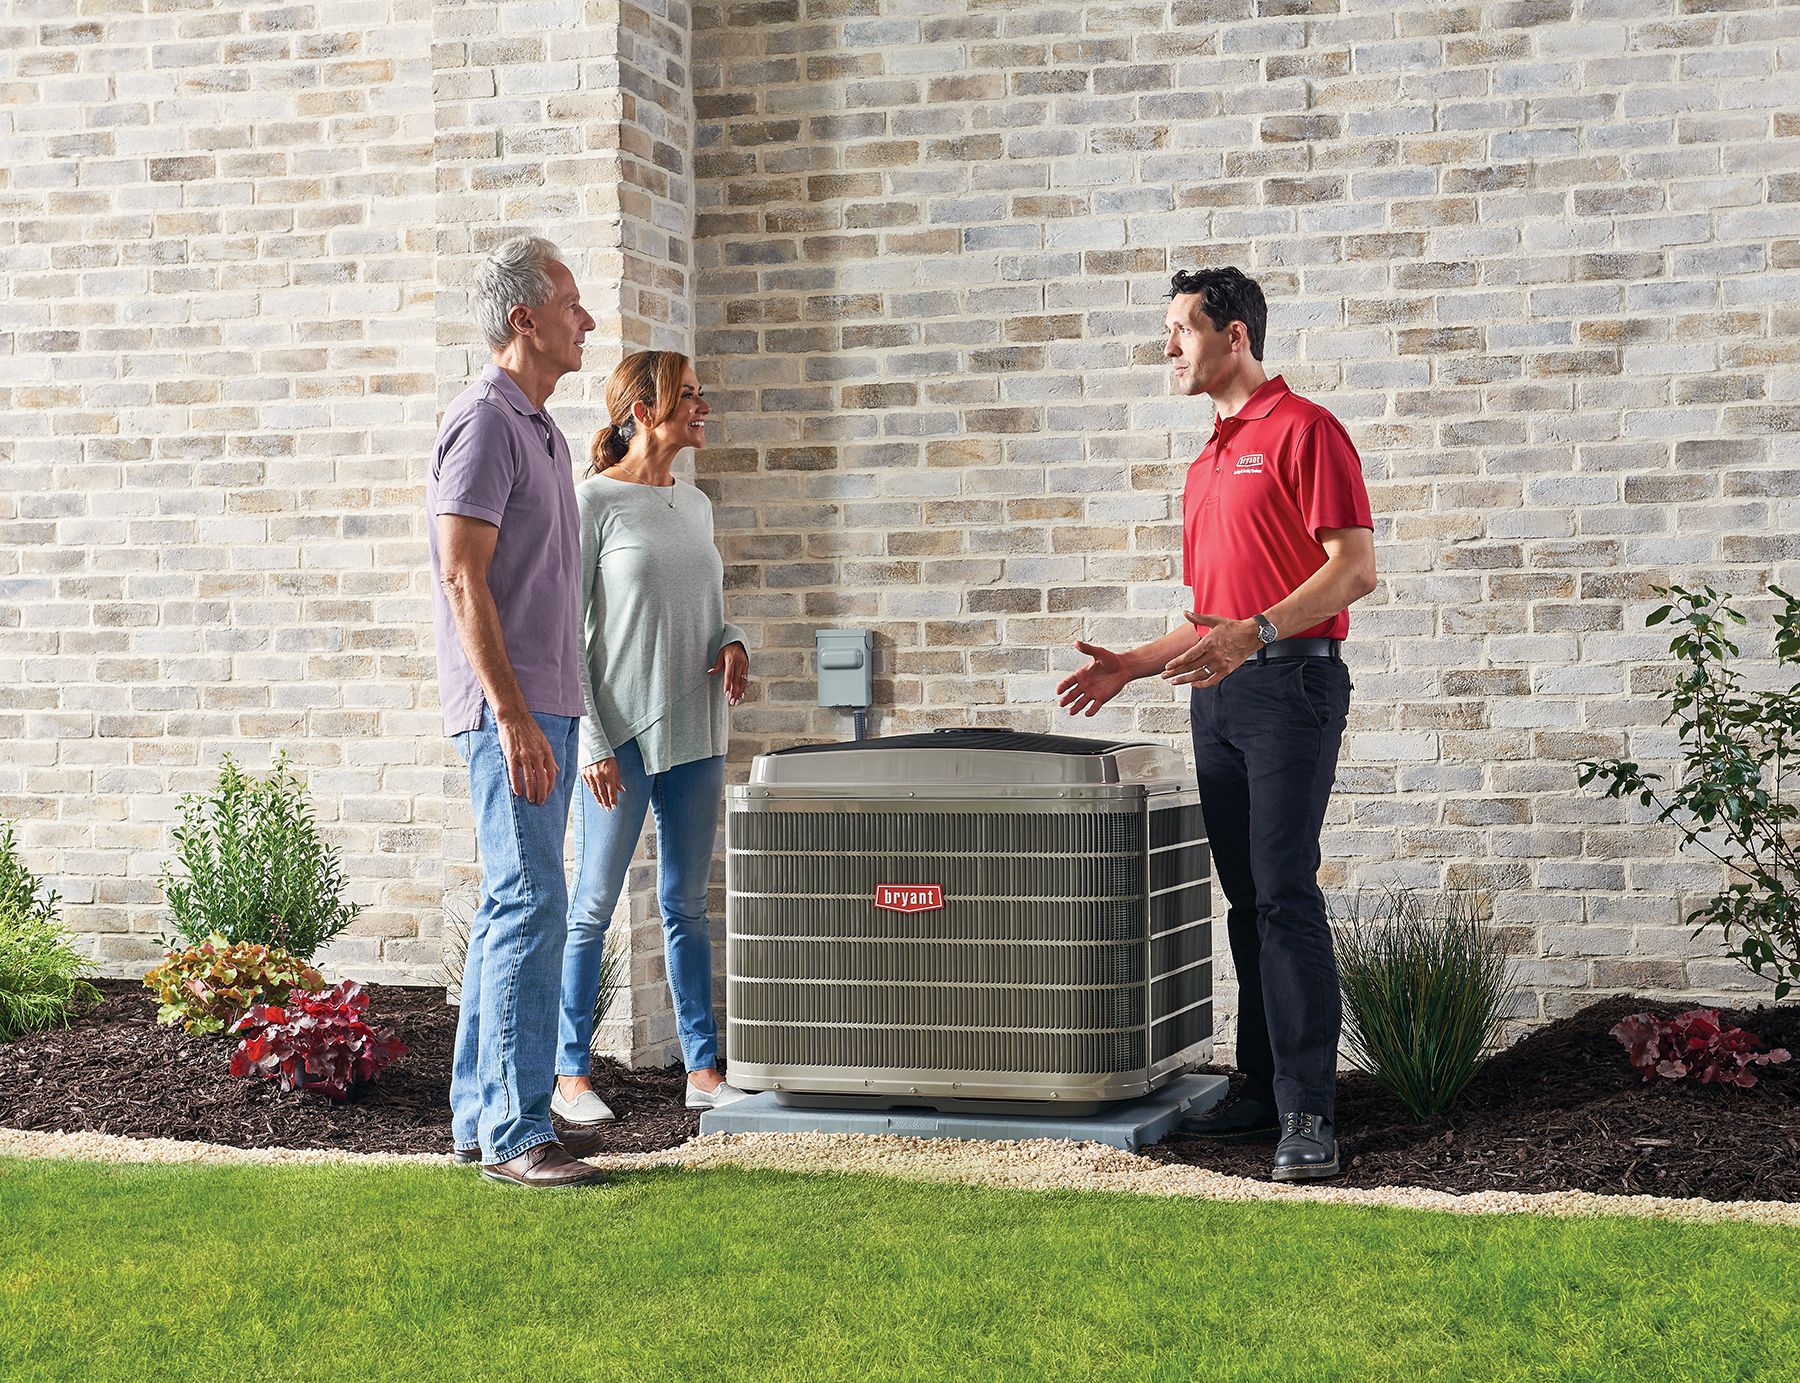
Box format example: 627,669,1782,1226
1152,996,1800,1203
3,982,1797,1202
0,979,699,1158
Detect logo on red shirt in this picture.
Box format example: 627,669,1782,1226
874,884,944,913
1233,452,1265,473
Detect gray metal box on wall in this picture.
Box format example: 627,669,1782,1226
814,628,873,708
725,728,1212,1113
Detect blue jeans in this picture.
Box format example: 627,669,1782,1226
558,740,727,1075
450,707,579,1163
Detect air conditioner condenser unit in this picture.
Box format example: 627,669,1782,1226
725,728,1212,1114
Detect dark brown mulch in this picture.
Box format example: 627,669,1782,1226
0,979,700,1157
4,982,1798,1203
1151,995,1800,1203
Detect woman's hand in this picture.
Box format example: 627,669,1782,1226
582,756,623,810
708,640,749,706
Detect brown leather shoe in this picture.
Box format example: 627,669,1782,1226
479,1141,609,1188
556,1125,614,1159
453,1147,480,1165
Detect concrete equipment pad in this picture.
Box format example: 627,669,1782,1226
698,1072,1229,1152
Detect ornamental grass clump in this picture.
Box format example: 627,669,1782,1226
160,752,361,960
591,929,628,1053
441,896,626,1051
0,820,98,1041
1335,887,1515,1121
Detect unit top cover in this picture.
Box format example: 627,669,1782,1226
747,727,1190,789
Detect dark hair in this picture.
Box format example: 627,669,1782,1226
1168,266,1267,361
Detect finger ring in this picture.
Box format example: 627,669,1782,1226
1200,666,1212,677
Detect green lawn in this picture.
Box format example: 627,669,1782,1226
1,1159,1795,1382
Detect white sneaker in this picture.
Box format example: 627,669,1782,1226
551,1088,617,1124
685,1078,751,1110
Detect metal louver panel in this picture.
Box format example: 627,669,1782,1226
729,1024,1146,1078
732,809,1144,855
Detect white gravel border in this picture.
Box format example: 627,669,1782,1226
6,1125,1798,1228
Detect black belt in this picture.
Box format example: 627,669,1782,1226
1252,638,1342,662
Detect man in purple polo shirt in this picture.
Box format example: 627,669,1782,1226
428,234,609,1188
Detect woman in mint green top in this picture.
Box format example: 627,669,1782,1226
552,350,752,1122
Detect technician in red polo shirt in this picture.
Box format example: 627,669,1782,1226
1056,266,1376,1183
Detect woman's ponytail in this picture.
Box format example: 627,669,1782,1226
589,418,636,474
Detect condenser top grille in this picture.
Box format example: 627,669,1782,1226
773,727,1136,756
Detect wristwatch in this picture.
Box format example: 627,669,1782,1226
1253,613,1279,645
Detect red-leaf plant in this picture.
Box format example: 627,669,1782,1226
1610,1008,1791,1089
228,980,408,1101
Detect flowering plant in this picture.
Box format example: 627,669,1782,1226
228,980,407,1100
144,934,323,1035
1610,1008,1790,1089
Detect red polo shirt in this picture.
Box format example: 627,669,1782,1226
1182,375,1373,641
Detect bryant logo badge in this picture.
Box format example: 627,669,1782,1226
874,884,944,913
1234,452,1265,473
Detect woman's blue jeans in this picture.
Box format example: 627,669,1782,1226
558,740,727,1075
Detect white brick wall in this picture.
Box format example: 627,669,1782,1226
2,0,442,977
3,0,1797,1064
687,0,1800,1044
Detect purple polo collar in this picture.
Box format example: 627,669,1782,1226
481,363,546,419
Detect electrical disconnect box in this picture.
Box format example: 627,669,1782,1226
815,629,873,708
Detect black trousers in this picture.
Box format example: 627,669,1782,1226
1190,656,1351,1122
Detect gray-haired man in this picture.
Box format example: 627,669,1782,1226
428,235,608,1188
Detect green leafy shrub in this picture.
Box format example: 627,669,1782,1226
160,752,361,959
1335,888,1515,1120
1580,584,1800,999
144,934,325,1036
0,820,97,1041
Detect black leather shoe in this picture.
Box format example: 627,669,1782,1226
1270,1112,1340,1182
453,1147,480,1164
1177,1090,1279,1140
479,1141,609,1188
